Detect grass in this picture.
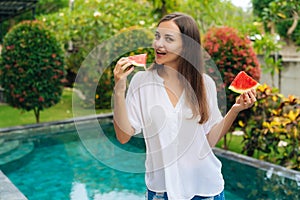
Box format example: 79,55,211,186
0,88,111,128
0,88,243,153
216,134,244,153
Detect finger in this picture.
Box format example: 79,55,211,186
249,90,257,103
116,57,129,68
236,95,242,104
242,92,251,105
123,65,135,76
251,88,257,96
121,62,133,71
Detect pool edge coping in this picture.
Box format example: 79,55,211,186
213,147,300,181
0,170,28,200
0,112,113,134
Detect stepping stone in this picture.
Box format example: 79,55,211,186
0,140,20,157
0,142,34,166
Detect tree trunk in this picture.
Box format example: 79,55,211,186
287,11,299,36
223,134,228,150
34,107,40,123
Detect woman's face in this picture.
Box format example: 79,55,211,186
153,20,183,68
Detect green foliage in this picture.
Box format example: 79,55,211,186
151,0,180,19
180,0,255,35
240,84,300,170
253,34,284,87
0,20,66,123
41,0,154,74
252,0,300,45
40,0,155,109
252,0,273,18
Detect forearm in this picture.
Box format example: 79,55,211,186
207,107,239,147
113,58,136,144
113,91,135,144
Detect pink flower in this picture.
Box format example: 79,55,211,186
38,96,44,102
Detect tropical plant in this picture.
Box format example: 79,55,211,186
240,84,300,170
0,20,66,123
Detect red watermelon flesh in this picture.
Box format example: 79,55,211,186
229,71,260,94
128,53,147,70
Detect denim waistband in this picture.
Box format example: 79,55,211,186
146,189,225,200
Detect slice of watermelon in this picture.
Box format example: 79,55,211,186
229,71,260,94
128,53,147,70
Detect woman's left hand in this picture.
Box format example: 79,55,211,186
232,89,257,113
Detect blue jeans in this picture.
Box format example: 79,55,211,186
146,189,225,200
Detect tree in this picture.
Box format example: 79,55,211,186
252,0,300,45
0,20,66,123
151,0,180,19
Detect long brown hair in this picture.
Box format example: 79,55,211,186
153,12,209,124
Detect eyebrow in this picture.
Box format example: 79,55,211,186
155,31,175,37
165,33,175,37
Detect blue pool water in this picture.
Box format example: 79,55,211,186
1,120,299,200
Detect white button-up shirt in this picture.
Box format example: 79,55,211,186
126,69,224,199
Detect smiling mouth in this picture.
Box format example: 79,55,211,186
156,50,167,56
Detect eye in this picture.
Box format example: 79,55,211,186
165,36,174,43
155,32,160,40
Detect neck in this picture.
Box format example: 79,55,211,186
158,65,180,82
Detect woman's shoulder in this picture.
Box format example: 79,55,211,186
203,73,216,86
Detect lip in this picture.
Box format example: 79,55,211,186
155,50,167,58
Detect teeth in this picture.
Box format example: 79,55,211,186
156,50,166,54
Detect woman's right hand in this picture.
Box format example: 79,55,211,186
113,57,134,94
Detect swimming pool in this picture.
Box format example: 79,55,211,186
0,115,299,200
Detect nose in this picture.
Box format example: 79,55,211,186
154,37,164,48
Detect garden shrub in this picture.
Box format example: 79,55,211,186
0,20,66,123
203,26,261,111
240,84,300,170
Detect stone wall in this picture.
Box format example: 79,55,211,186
259,55,300,98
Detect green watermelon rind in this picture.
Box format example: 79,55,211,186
228,83,260,94
131,61,145,67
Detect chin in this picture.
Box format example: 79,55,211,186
155,59,163,65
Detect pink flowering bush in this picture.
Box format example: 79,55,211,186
203,26,261,110
204,26,261,95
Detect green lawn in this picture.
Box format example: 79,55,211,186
0,88,242,153
0,88,111,128
216,134,244,153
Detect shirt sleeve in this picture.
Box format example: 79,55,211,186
125,72,143,135
202,74,224,135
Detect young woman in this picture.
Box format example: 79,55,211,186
113,12,256,200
